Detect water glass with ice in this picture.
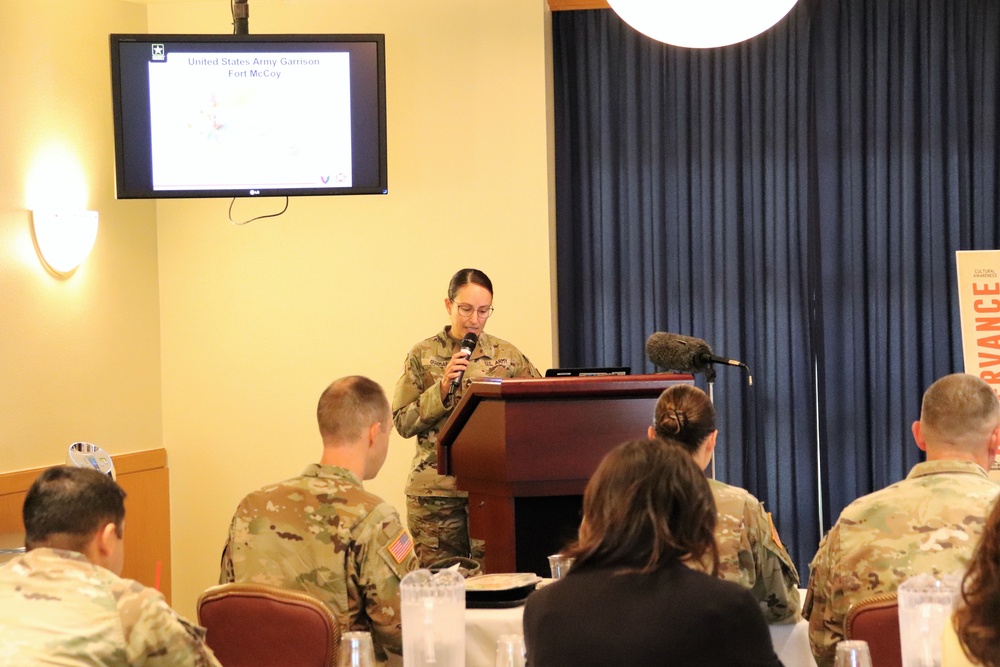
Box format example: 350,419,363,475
897,573,961,667
401,568,466,667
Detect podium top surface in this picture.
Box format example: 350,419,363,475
437,373,693,450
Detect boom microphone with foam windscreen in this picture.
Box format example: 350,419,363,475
646,332,753,385
645,332,712,373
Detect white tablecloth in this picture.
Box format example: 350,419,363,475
465,605,524,667
464,590,817,667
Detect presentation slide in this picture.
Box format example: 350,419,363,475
147,51,353,191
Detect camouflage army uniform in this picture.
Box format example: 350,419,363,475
704,479,801,624
219,464,419,665
803,459,1000,667
392,327,540,565
0,548,220,666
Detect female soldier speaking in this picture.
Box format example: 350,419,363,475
392,268,540,567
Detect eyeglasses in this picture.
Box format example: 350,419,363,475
452,301,494,319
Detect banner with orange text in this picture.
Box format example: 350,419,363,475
956,249,1000,480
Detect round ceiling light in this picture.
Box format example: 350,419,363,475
607,0,799,49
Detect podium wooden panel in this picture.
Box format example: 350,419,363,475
437,374,692,574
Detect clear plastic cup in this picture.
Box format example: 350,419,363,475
338,631,377,667
494,634,526,667
547,554,574,580
835,640,873,667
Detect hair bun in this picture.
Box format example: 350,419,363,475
658,409,689,435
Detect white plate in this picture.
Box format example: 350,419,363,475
465,573,541,592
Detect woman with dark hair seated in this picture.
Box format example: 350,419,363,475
522,438,783,667
944,498,1000,667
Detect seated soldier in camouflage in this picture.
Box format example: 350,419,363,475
220,375,419,666
649,384,801,624
0,466,221,666
804,373,1000,667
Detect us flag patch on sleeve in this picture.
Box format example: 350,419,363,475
388,531,413,564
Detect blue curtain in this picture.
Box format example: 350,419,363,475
810,0,1000,528
553,0,1000,577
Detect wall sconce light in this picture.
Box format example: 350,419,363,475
607,0,799,49
31,210,99,275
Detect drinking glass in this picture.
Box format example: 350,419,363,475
834,640,873,667
401,568,466,667
898,573,961,667
338,631,377,667
547,554,574,580
495,634,526,667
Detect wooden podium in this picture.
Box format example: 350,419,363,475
437,373,692,575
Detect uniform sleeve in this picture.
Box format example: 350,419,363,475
744,500,801,624
512,348,541,379
119,584,223,667
392,349,450,439
218,501,250,584
219,526,235,584
804,526,840,667
357,505,421,662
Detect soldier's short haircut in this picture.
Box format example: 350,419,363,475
563,438,719,576
23,466,126,552
652,384,717,453
921,373,1000,451
317,375,390,444
447,268,493,300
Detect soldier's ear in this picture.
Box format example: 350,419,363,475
988,422,1000,456
97,522,119,555
912,420,928,451
83,522,123,573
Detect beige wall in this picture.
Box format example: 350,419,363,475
0,1,163,470
148,1,557,618
0,0,556,622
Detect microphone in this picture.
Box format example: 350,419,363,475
700,352,745,368
646,332,754,385
450,332,479,390
645,332,711,373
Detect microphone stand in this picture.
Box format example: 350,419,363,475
233,0,249,34
704,365,717,480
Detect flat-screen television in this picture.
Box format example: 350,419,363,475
110,33,387,199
